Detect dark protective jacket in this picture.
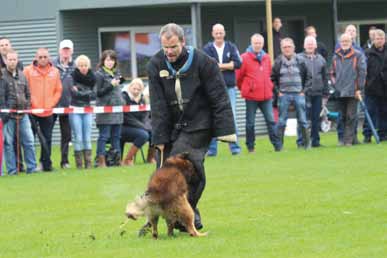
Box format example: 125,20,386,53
147,47,235,145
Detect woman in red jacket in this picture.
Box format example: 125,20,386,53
236,33,281,152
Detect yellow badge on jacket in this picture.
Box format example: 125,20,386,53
159,70,169,78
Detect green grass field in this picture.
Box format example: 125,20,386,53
1,133,386,258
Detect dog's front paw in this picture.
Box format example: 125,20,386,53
138,223,151,237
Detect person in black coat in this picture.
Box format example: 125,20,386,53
362,29,387,142
121,78,155,166
147,23,236,231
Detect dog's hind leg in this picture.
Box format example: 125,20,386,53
177,197,207,237
150,215,159,239
166,218,175,237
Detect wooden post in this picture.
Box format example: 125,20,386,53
266,0,274,63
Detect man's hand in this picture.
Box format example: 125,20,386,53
355,90,362,101
217,134,237,143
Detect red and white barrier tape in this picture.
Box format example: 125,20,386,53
0,104,150,115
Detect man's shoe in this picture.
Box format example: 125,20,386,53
363,136,371,144
61,163,71,169
231,150,240,155
248,148,255,153
312,143,324,148
194,208,203,230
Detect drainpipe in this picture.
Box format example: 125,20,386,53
191,2,202,48
332,0,338,45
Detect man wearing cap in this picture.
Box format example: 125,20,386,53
24,48,62,171
53,39,75,169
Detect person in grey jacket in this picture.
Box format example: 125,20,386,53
95,49,124,167
271,38,312,150
296,36,329,148
53,40,75,169
330,33,367,146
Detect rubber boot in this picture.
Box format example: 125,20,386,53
121,145,138,166
301,127,311,149
146,146,156,164
83,149,92,169
97,155,106,168
74,151,83,169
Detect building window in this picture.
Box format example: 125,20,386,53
99,26,193,80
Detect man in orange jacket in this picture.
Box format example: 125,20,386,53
24,48,62,171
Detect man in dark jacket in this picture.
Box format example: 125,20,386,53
263,17,284,59
53,40,75,169
296,36,329,148
271,37,311,149
147,23,236,230
203,23,242,156
363,29,387,142
2,50,38,175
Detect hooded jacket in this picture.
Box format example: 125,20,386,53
236,48,273,101
23,61,63,117
330,47,367,98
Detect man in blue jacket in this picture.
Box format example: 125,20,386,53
203,23,242,156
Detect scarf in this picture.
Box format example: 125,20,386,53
246,46,266,63
165,46,195,111
102,66,116,77
72,68,96,87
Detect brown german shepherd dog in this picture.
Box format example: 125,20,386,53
125,153,207,239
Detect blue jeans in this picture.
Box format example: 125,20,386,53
4,115,37,174
121,126,150,148
69,113,92,151
296,95,322,146
245,99,280,150
362,95,387,139
97,124,122,156
277,93,308,133
208,87,241,155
